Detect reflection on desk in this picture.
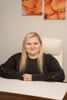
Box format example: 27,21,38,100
0,77,67,100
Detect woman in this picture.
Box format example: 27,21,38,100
0,32,65,81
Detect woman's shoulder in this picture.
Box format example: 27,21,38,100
10,52,22,62
14,52,21,56
13,52,22,58
9,52,22,59
43,53,54,60
43,53,53,57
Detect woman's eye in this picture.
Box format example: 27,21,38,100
26,43,39,45
27,43,31,45
34,43,38,45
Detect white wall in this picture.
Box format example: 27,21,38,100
0,0,67,81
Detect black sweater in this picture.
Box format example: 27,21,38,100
0,53,65,82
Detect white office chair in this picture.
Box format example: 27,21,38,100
42,37,63,67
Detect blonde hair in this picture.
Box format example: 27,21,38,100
19,32,43,73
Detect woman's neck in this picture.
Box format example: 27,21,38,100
28,54,38,59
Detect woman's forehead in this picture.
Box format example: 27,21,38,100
26,37,40,42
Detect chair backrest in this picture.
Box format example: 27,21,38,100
42,37,63,67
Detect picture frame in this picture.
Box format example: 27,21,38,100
44,0,66,19
21,0,42,15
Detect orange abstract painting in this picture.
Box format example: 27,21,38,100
22,0,42,15
44,0,66,19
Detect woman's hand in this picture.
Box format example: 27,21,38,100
22,74,32,81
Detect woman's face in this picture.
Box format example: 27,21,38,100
25,37,41,58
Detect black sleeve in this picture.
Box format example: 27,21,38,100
0,53,22,80
32,54,65,82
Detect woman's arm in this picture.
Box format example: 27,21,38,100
32,54,65,82
0,53,22,80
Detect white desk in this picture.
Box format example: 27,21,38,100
0,77,67,100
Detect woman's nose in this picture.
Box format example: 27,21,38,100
31,44,35,48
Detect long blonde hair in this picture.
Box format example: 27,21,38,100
19,32,43,73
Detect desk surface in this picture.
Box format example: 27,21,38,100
0,77,67,100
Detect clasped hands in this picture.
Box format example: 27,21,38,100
22,74,32,81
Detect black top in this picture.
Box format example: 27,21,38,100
0,53,65,82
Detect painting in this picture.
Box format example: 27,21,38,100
44,0,66,19
22,0,42,15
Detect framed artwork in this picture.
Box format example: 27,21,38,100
21,0,66,20
22,0,42,15
44,0,66,19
